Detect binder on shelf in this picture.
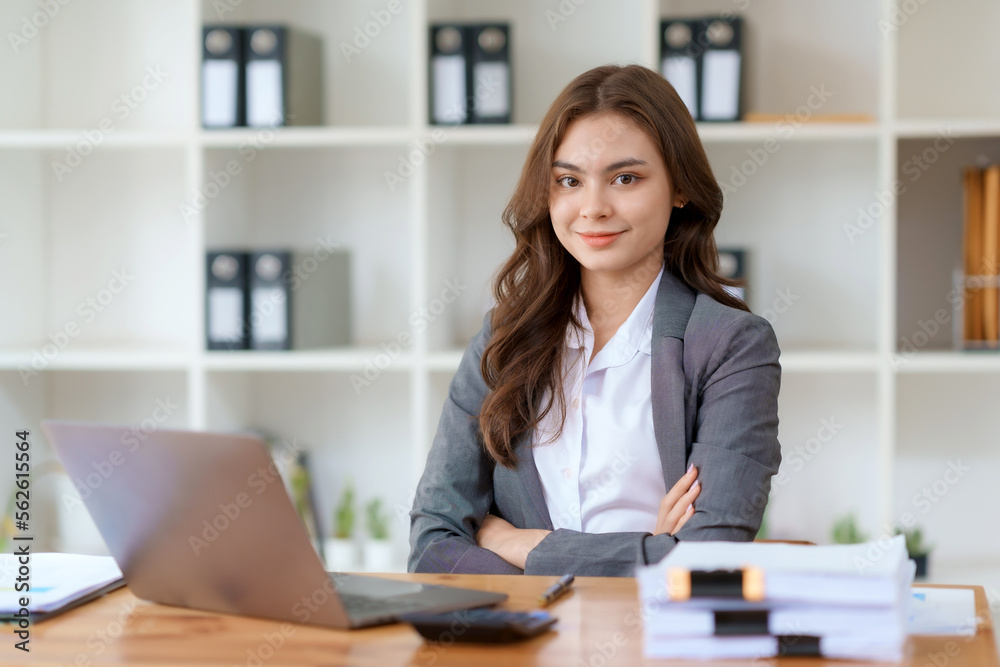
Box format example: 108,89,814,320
247,249,352,351
982,165,1000,343
244,25,323,127
699,16,743,122
468,24,512,124
660,19,700,120
718,247,748,302
201,26,245,128
205,251,249,350
429,23,512,125
962,167,985,345
429,24,469,125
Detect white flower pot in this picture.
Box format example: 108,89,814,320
363,540,394,572
324,537,359,572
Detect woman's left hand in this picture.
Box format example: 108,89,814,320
475,514,552,570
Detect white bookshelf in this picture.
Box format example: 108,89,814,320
1,0,999,586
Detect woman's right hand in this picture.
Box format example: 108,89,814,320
653,464,701,536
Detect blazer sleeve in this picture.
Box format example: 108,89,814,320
408,315,523,575
524,313,781,576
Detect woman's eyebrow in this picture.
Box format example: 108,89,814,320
551,157,648,173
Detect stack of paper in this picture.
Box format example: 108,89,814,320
0,553,124,621
637,536,914,661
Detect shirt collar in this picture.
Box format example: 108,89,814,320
565,265,665,363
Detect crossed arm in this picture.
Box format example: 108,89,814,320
408,312,780,576
475,465,701,569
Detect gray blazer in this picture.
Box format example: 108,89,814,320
408,270,781,576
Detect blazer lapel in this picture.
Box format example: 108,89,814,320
509,270,696,530
513,431,554,530
651,271,697,489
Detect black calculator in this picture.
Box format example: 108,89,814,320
401,608,557,643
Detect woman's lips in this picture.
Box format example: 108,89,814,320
579,231,624,247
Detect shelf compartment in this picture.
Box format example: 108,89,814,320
896,374,1000,562
896,136,1000,353
765,373,880,544
897,0,1000,120
0,148,197,351
200,0,413,128
204,371,414,559
0,0,196,130
202,146,414,347
425,144,525,351
428,0,646,125
894,454,1000,564
660,0,881,120
708,140,881,351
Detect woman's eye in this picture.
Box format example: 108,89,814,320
615,174,637,185
557,176,579,187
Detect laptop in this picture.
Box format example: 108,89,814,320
41,420,506,629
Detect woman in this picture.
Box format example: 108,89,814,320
409,64,781,576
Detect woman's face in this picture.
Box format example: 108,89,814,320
548,113,682,284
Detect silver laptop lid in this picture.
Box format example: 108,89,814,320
42,420,350,628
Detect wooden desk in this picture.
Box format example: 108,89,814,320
3,574,997,666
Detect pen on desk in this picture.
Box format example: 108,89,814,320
538,574,575,606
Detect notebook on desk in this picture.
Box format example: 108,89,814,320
41,420,506,629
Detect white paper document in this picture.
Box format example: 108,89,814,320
908,587,978,636
0,553,123,614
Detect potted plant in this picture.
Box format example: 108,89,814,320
831,513,868,544
324,482,359,572
894,526,932,579
363,498,393,572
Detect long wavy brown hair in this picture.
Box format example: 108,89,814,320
479,64,747,469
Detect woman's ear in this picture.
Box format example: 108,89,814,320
673,194,687,209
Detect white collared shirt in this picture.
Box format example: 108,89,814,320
533,267,667,534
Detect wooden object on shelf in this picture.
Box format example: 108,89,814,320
10,576,998,667
983,165,1000,342
963,167,985,343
